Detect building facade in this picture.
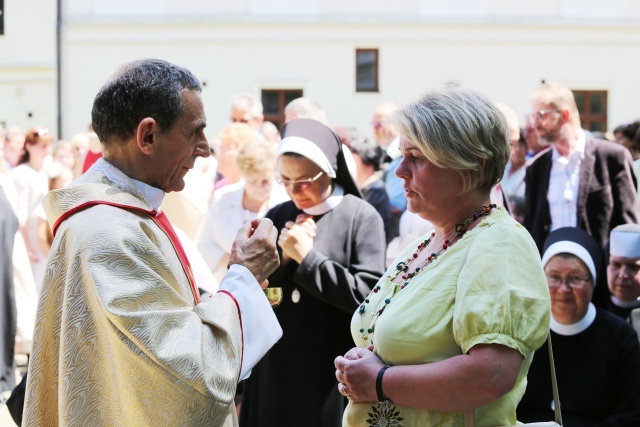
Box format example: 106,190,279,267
1,0,640,139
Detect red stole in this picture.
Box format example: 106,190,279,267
52,200,201,305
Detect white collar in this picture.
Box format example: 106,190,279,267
386,137,401,160
131,178,165,210
550,302,596,336
610,295,640,309
551,128,586,162
303,184,344,216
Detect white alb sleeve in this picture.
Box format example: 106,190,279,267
217,264,282,380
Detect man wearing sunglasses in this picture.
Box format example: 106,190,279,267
523,83,639,266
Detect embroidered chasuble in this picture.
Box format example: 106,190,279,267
24,160,247,426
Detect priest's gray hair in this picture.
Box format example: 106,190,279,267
393,87,510,194
91,58,202,146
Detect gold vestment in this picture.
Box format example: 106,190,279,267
24,161,243,426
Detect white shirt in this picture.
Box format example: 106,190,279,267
197,180,289,280
548,130,586,231
386,136,401,160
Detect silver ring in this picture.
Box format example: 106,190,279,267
340,383,349,397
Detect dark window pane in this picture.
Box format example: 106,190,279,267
356,49,378,92
574,89,607,132
574,92,584,114
284,90,303,106
589,121,604,132
262,91,279,115
589,93,605,114
261,89,304,131
0,0,4,35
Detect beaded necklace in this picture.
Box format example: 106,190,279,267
358,204,497,341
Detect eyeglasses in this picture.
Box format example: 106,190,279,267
275,171,323,190
545,274,591,289
532,109,560,121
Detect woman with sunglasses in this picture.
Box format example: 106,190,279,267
239,118,386,427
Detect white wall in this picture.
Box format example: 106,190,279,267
60,17,640,141
0,0,56,133
2,0,640,140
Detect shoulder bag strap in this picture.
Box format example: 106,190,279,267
464,333,562,426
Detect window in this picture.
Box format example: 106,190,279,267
261,89,304,130
356,49,378,92
0,0,4,35
572,90,607,132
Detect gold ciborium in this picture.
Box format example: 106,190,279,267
264,287,283,308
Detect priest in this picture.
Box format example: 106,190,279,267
23,58,282,426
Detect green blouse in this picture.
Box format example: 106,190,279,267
344,209,551,427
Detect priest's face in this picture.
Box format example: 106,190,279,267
152,90,210,192
544,254,594,325
607,255,640,302
276,154,333,210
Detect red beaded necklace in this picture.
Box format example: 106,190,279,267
359,204,497,341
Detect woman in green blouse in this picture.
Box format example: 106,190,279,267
335,88,551,427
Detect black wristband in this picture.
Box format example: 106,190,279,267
376,365,391,402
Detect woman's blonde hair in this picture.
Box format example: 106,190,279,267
393,87,510,194
217,122,256,151
236,139,276,176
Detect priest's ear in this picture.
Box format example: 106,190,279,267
135,117,158,155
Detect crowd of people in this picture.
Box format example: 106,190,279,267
1,58,640,426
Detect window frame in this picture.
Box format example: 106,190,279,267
261,89,304,131
355,48,379,93
572,89,608,132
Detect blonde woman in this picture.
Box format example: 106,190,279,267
335,88,550,426
198,139,288,282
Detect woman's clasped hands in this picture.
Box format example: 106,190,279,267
334,345,385,403
278,214,317,264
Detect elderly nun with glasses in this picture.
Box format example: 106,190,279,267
518,227,640,425
239,119,386,427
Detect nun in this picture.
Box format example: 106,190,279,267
517,227,640,425
239,119,386,427
605,224,640,339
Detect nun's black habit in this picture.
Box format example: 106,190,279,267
239,119,386,427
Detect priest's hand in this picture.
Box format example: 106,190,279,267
229,218,279,287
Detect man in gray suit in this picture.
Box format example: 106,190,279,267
523,82,639,256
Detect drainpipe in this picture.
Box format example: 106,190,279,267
56,0,62,139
